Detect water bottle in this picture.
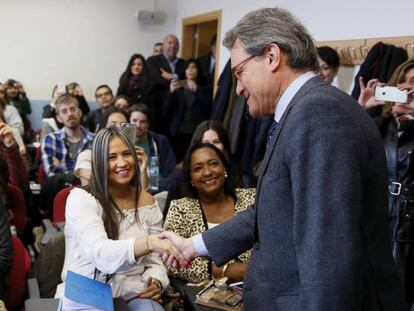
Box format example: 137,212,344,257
149,156,160,191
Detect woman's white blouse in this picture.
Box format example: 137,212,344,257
55,187,169,298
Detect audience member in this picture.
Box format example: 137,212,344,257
54,127,182,310
0,182,13,301
116,54,155,107
75,106,149,190
3,79,32,142
164,120,235,218
87,85,114,132
164,143,254,283
0,98,26,156
66,82,90,124
129,104,176,191
359,59,414,305
113,95,133,111
0,83,24,136
152,42,163,56
147,35,187,133
40,85,64,142
98,105,130,130
0,118,28,191
167,59,212,161
197,34,217,93
41,95,93,177
317,46,340,84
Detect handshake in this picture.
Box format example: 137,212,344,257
150,231,200,269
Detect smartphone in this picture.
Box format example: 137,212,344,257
375,86,407,103
57,82,66,95
175,80,188,88
121,123,137,144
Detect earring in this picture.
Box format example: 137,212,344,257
224,171,228,178
191,182,195,187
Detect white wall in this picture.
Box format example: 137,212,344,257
175,0,414,77
0,0,177,100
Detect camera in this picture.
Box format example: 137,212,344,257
375,86,407,103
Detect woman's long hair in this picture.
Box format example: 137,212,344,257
87,127,141,240
382,59,414,118
182,143,237,201
118,54,149,90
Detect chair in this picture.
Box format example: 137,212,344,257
5,236,31,310
53,186,72,223
6,183,27,236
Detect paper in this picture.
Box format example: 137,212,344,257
65,270,114,311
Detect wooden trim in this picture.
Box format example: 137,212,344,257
316,35,414,65
182,10,221,26
181,10,222,95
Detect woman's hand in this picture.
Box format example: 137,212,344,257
138,277,162,303
0,121,16,147
170,80,180,93
147,235,184,267
135,146,148,173
358,77,385,109
391,83,414,117
186,80,197,92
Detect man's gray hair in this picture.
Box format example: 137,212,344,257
223,7,318,70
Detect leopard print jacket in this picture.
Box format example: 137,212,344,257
163,188,256,283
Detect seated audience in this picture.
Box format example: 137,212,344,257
317,46,340,85
116,54,155,107
113,95,133,111
358,59,414,305
55,127,181,310
87,85,114,132
164,143,255,283
129,104,176,191
0,83,24,136
3,79,32,142
167,59,212,161
41,95,93,177
165,120,236,218
146,35,187,134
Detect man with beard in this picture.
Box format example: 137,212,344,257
41,95,93,177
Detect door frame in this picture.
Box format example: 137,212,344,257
182,10,222,95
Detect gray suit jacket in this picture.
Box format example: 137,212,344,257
202,76,408,310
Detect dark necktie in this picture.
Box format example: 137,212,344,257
266,120,278,151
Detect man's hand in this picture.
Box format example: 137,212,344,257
161,68,175,81
358,77,385,109
0,121,16,146
158,231,198,268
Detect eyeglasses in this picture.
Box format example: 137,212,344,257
232,55,255,80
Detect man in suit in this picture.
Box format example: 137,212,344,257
197,34,217,96
146,34,187,134
161,7,408,311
